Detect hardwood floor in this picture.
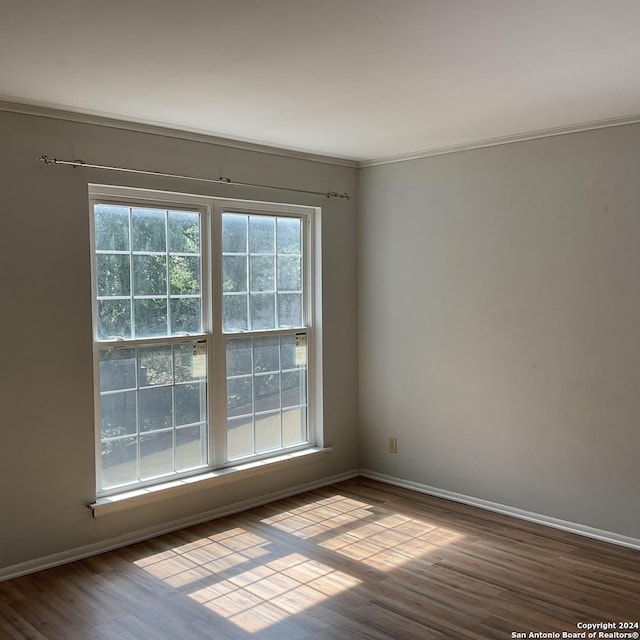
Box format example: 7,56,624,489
1,478,638,639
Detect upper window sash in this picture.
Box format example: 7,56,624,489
89,190,212,345
220,211,306,333
212,201,313,335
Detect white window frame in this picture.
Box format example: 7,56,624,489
89,185,322,498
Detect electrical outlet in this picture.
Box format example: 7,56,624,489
388,437,397,454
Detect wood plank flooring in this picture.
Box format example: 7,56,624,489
1,478,638,639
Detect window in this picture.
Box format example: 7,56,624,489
90,186,319,496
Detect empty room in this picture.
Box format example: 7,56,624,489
0,1,638,638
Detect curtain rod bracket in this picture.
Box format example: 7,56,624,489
327,191,352,201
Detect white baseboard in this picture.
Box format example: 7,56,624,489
0,469,359,583
360,469,640,551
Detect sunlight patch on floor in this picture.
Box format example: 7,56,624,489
133,492,462,633
134,527,271,583
189,555,360,632
260,494,373,539
328,516,464,571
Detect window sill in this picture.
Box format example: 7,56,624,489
89,447,331,518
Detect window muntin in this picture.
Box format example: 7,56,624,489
91,189,317,497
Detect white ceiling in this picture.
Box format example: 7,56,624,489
1,0,640,163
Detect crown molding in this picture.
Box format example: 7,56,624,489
0,100,359,169
359,112,640,168
4,99,640,170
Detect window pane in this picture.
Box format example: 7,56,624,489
277,217,301,254
255,412,281,453
250,293,275,330
134,298,168,338
227,416,253,459
100,349,136,392
98,299,131,340
280,334,303,370
282,370,305,408
170,298,201,334
138,345,172,386
283,407,306,446
101,391,137,439
97,254,130,297
175,382,206,426
223,294,248,332
176,425,206,471
226,338,252,377
169,255,200,295
102,437,137,489
223,256,247,293
250,216,275,254
255,374,280,413
227,377,252,417
132,208,166,252
140,431,173,479
175,342,206,383
222,214,247,253
278,293,302,327
133,255,167,296
254,337,279,373
139,386,172,431
250,256,275,292
277,256,301,292
95,205,130,251
169,211,200,253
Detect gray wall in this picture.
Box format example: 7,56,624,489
358,125,640,540
0,111,359,572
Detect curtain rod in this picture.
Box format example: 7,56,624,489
39,155,352,201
